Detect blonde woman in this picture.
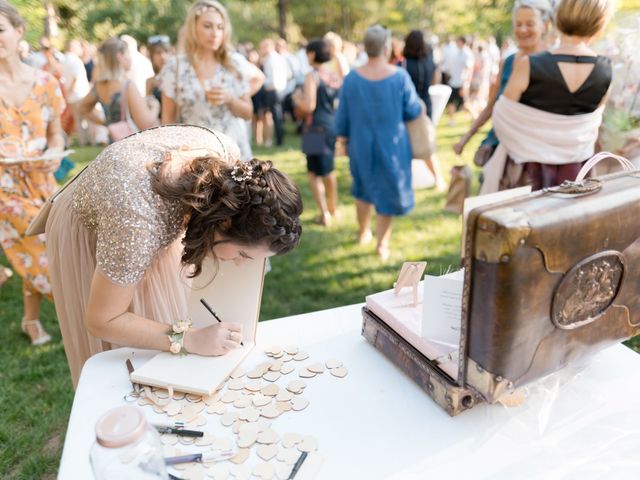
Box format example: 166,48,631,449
160,0,254,160
78,36,158,142
0,1,65,344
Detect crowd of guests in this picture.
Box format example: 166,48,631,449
0,0,624,388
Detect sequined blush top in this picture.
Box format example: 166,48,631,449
72,125,241,285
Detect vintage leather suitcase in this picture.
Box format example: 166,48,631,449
363,166,640,415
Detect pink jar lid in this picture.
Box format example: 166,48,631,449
95,406,147,448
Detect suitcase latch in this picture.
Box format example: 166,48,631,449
545,178,602,195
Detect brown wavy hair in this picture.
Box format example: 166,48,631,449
150,157,303,277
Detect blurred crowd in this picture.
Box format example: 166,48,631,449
0,0,630,349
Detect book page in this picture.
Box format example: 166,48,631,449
422,269,464,347
130,258,265,395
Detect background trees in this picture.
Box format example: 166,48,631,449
14,0,638,49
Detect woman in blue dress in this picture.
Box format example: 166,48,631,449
334,25,422,261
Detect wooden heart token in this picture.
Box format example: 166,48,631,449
280,363,294,375
244,380,262,392
203,393,221,405
264,345,283,357
283,345,299,355
325,358,342,369
252,462,275,480
276,401,292,412
237,406,260,422
275,463,293,480
230,464,251,480
286,380,306,394
298,368,316,378
269,360,283,371
221,390,241,403
227,378,245,391
260,383,279,397
252,394,272,407
275,390,294,402
229,447,250,465
233,395,252,408
330,366,348,378
290,396,309,411
293,351,309,361
207,401,226,415
256,443,279,461
259,404,282,419
281,433,302,449
221,411,238,427
297,435,318,452
257,428,279,444
308,362,325,374
163,401,182,416
277,447,300,464
230,367,246,379
237,429,258,448
263,370,281,383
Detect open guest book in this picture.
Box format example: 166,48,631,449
130,257,266,395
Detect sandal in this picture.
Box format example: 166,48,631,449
0,267,12,287
21,318,51,346
313,212,332,226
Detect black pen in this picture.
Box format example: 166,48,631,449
154,425,204,437
200,298,244,346
288,451,308,479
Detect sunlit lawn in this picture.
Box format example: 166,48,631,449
1,114,638,478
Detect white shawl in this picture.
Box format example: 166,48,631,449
480,96,604,194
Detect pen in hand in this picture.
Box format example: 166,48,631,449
199,298,244,346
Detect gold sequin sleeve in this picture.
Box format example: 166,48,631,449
72,125,240,286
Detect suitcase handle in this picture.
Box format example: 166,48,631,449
575,152,635,182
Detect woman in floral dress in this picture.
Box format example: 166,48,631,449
160,0,254,160
0,1,65,345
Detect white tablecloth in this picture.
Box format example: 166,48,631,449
59,303,640,479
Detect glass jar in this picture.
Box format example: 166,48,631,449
90,405,168,480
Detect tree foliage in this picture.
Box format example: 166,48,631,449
11,0,640,48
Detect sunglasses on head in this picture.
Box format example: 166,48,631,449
148,35,170,46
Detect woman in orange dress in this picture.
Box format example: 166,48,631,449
0,1,65,345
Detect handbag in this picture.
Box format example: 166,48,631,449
107,81,136,142
301,126,327,156
406,99,435,161
472,143,496,167
443,165,472,214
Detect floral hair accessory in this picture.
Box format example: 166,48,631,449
231,163,254,183
167,319,192,355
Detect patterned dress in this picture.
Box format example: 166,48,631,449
160,54,251,160
0,69,64,297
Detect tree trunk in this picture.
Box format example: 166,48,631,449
43,0,59,38
277,0,287,40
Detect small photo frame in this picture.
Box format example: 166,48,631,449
394,261,427,307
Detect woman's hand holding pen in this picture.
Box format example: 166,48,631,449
183,322,243,356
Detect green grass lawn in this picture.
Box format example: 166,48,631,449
1,115,638,478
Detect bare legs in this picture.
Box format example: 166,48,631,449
355,199,392,260
308,172,338,226
424,154,447,191
22,287,50,345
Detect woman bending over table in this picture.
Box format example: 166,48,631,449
44,125,302,388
